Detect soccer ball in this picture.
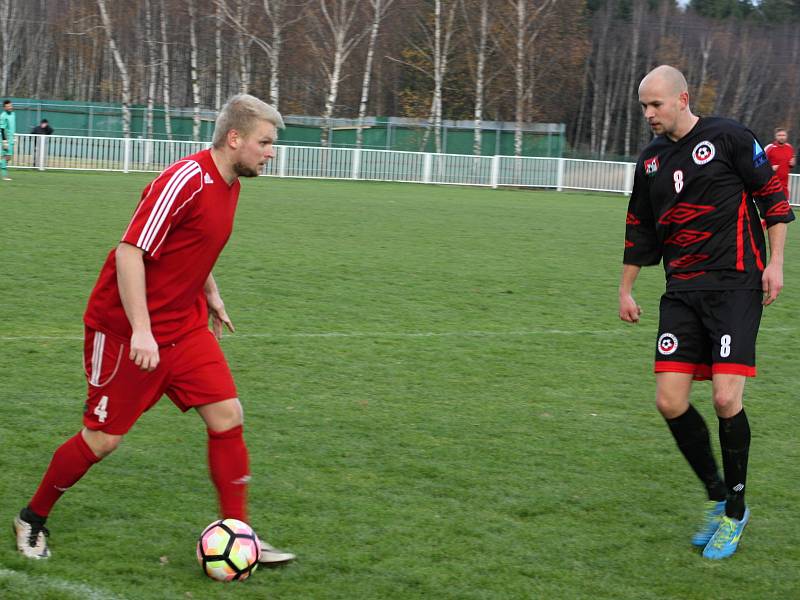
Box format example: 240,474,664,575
196,519,260,581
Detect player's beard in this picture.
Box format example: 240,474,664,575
233,161,261,178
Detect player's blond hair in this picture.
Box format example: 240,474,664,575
212,94,284,148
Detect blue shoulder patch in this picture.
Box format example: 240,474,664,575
753,139,768,168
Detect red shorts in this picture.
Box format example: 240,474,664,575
83,327,237,434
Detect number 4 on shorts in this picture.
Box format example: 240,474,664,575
94,395,109,423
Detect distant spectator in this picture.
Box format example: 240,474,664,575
0,100,15,181
30,118,54,169
31,119,54,135
765,127,795,197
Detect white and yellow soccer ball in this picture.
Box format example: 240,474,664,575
196,519,260,582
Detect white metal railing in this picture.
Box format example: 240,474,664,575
11,133,800,205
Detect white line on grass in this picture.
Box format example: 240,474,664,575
0,567,126,600
0,325,795,343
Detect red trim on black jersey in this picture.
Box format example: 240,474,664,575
766,199,792,217
671,271,706,280
752,175,783,197
712,364,756,377
736,194,746,271
625,239,634,248
626,212,641,225
654,361,712,381
743,200,765,270
664,230,712,247
668,254,710,268
658,202,716,225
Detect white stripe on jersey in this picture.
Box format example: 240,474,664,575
139,161,201,250
90,331,106,386
137,161,201,251
136,161,196,250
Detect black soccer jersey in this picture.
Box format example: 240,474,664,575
624,117,795,291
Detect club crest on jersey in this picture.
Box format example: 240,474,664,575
644,156,659,176
692,141,715,165
657,333,678,355
753,139,768,168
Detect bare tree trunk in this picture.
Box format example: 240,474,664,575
160,0,173,140
425,0,457,154
145,0,158,138
507,0,553,157
573,53,591,155
513,0,525,156
97,0,132,137
187,0,201,140
236,0,251,92
0,0,22,95
472,0,488,156
215,1,223,110
590,5,611,155
313,0,372,147
356,0,393,149
623,2,643,157
600,57,624,157
269,7,282,106
729,31,754,120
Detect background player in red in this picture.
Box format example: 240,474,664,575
14,94,296,566
619,66,793,559
765,127,795,198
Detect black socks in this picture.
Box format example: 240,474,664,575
666,404,727,502
718,409,750,520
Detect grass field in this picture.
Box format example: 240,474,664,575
1,170,798,599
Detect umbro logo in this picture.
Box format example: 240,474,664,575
733,483,744,492
664,229,712,247
204,173,214,184
766,200,791,217
668,253,709,268
232,475,251,485
658,202,715,225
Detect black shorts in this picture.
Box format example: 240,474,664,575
654,289,763,380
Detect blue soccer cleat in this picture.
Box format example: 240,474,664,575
691,500,726,547
702,507,750,560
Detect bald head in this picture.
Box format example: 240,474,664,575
639,65,688,97
638,65,697,141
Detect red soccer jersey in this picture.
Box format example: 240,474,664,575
765,141,794,190
84,149,241,345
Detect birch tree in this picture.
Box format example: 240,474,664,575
217,0,308,108
187,0,201,140
215,1,223,110
506,0,555,157
96,0,132,137
0,0,23,95
160,0,173,139
408,0,458,153
622,0,645,157
309,0,371,147
235,0,252,92
461,0,498,156
355,0,395,149
145,0,158,138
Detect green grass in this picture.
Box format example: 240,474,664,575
1,171,799,599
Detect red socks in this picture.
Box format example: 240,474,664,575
29,431,101,517
28,427,250,524
207,425,250,523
